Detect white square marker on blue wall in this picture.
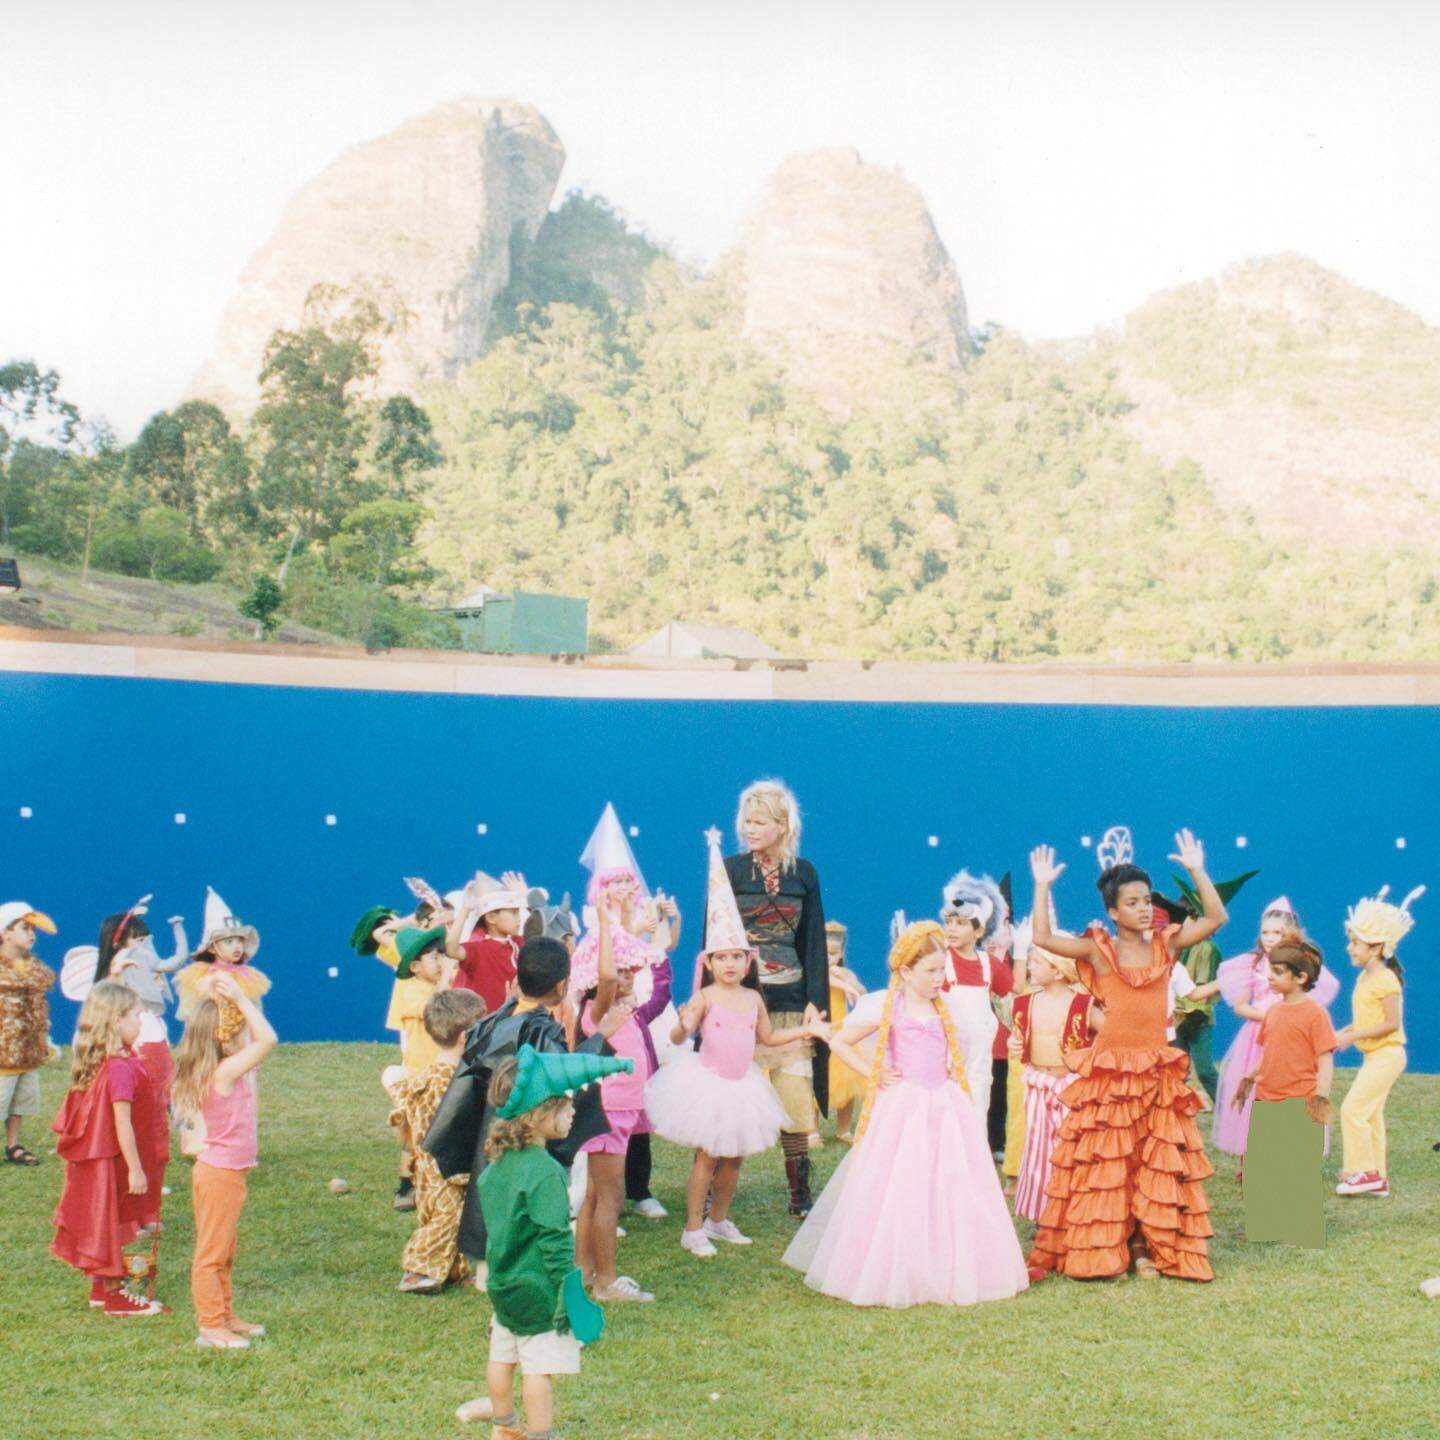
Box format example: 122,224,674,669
174,813,187,825
476,823,488,835
19,806,32,818
327,966,339,978
927,835,939,847
325,814,337,826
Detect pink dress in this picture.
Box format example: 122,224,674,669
782,990,1030,1307
643,990,788,1157
1213,953,1339,1156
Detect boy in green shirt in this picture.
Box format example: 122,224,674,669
463,1045,631,1438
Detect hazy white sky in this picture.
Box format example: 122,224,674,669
4,0,1438,436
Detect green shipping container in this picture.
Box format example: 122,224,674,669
450,591,588,656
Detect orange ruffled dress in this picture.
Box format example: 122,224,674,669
1028,925,1214,1282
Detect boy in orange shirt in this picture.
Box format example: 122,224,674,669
1234,934,1336,1247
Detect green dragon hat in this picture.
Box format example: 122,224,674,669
1169,868,1261,919
496,1045,635,1119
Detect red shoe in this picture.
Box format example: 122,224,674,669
1026,1265,1049,1284
1336,1171,1386,1196
103,1286,163,1318
89,1277,109,1308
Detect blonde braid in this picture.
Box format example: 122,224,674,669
852,980,898,1145
933,995,971,1095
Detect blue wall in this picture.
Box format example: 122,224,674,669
1,670,1434,1069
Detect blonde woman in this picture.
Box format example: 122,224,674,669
781,922,1029,1307
724,779,829,1215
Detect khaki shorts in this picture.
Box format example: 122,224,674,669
0,1070,40,1119
488,1317,582,1376
755,1009,818,1133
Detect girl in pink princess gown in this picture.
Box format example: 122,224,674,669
783,921,1030,1308
1213,897,1339,1158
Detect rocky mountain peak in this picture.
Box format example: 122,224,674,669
187,96,565,414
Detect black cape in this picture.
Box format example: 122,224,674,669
423,998,611,1260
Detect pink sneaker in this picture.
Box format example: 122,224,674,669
703,1217,752,1246
680,1228,717,1258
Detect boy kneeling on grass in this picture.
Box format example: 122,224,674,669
457,1045,631,1436
386,984,488,1293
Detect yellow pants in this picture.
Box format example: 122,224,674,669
1002,1061,1026,1178
1340,1046,1406,1178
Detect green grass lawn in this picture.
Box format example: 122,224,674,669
5,1048,1438,1440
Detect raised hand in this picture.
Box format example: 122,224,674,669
1030,845,1066,885
1168,829,1205,872
676,994,704,1036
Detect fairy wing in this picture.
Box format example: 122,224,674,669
60,945,100,1002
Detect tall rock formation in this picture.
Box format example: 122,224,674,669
1113,255,1440,543
188,97,565,414
732,149,969,399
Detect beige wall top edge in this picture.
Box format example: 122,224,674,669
0,627,1437,707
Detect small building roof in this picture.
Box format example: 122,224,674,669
629,621,781,660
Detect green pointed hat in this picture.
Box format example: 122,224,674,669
394,925,446,979
1169,868,1261,919
496,1045,635,1119
349,905,397,956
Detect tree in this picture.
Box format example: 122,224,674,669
239,575,285,638
251,290,382,583
127,401,253,542
0,361,81,543
371,396,443,499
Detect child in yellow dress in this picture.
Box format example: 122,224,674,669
825,922,866,1142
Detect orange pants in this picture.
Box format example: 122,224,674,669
191,1161,248,1329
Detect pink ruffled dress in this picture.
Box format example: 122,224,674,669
782,990,1029,1308
1213,953,1339,1156
644,991,788,1158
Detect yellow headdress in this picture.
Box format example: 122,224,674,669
1345,885,1424,958
853,921,969,1144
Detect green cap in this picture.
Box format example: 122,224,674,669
495,1044,634,1119
394,925,446,979
349,905,397,956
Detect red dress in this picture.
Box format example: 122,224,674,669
1028,926,1214,1282
51,1054,156,1278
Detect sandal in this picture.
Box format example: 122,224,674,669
4,1144,39,1166
1132,1255,1160,1281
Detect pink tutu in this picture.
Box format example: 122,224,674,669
644,1052,787,1158
783,1078,1030,1307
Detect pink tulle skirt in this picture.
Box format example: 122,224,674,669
644,1053,788,1158
783,1079,1030,1307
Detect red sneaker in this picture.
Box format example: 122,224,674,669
1336,1171,1385,1195
89,1277,109,1308
103,1286,163,1318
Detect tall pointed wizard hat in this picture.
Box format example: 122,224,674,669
697,826,756,959
495,1044,635,1118
191,886,260,959
579,802,649,903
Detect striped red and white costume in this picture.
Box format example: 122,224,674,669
1011,991,1096,1224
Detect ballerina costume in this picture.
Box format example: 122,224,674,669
644,992,787,1157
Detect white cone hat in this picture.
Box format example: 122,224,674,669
698,827,754,957
193,886,260,959
578,802,648,898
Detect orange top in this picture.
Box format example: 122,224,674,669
1077,925,1178,1055
1255,998,1337,1101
